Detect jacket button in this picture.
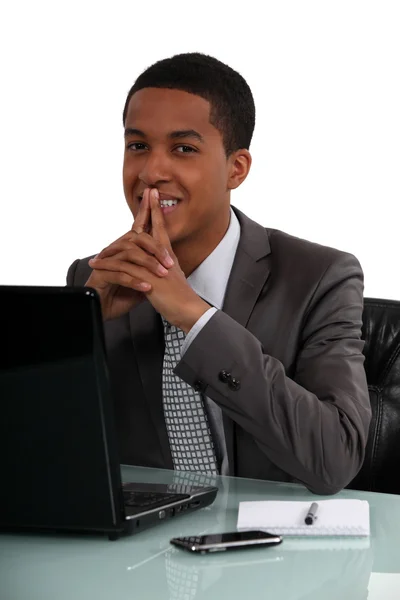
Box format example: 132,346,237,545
193,380,204,392
219,370,231,383
228,377,241,391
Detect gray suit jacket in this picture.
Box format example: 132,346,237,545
67,205,371,494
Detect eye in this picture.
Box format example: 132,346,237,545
175,145,197,153
127,142,146,151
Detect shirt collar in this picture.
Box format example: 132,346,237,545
187,207,241,310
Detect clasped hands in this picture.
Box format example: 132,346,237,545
86,188,211,332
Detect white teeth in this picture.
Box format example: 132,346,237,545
159,199,178,207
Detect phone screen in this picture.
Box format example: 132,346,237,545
171,531,282,553
194,531,277,545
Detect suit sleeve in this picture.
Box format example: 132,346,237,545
66,259,80,285
174,253,371,495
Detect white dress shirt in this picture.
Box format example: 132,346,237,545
181,207,241,353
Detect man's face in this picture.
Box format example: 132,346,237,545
123,87,243,250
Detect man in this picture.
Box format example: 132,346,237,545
67,52,371,494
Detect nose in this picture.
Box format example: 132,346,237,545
138,149,173,187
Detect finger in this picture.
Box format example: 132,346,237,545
95,229,137,259
89,268,152,292
132,188,151,234
93,234,174,268
95,224,147,261
149,189,171,249
89,247,170,277
89,257,156,287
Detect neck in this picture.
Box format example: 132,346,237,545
174,209,231,278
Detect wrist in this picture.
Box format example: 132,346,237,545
176,298,211,334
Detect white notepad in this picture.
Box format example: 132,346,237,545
237,499,370,536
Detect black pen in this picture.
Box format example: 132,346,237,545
305,502,319,525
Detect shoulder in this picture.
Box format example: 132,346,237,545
66,254,96,286
266,227,362,275
233,206,362,278
263,229,364,311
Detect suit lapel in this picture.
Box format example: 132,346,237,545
221,206,272,475
129,300,173,468
223,207,272,327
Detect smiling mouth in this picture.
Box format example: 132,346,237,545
137,196,181,216
138,196,181,207
139,196,178,202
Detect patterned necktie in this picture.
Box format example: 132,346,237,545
161,317,218,474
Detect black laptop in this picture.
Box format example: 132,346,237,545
0,286,217,540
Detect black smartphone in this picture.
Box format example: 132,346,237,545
170,530,282,554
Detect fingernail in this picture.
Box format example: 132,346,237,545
157,264,169,276
153,189,159,201
165,254,174,267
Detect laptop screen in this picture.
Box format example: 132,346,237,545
0,286,124,535
2,286,94,368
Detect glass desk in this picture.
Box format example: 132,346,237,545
2,465,400,599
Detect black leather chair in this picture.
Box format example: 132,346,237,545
349,298,400,494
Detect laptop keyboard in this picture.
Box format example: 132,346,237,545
123,490,190,510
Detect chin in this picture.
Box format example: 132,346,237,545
168,227,186,248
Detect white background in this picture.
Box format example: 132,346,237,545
0,1,399,299
1,4,400,594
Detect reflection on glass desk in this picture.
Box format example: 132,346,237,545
2,465,400,600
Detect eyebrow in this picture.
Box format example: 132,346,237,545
124,128,205,144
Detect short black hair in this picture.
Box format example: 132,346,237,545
122,52,256,158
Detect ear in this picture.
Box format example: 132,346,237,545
226,149,252,191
